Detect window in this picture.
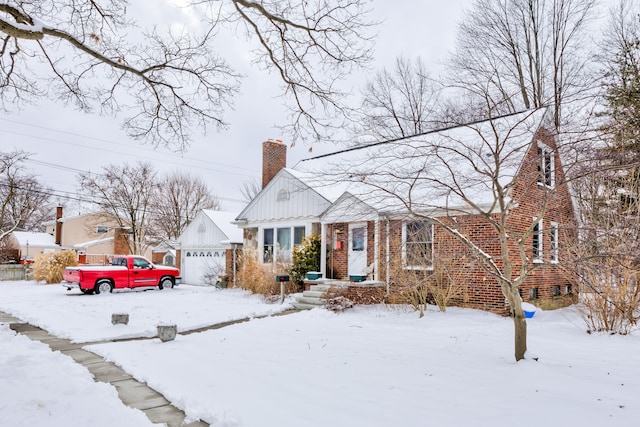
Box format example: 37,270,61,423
403,220,433,269
550,222,559,263
529,287,538,299
264,228,274,263
352,227,365,251
198,223,206,233
532,220,543,261
294,227,306,247
276,188,290,201
552,285,561,297
96,225,109,234
133,258,150,269
277,228,292,259
263,226,306,263
537,143,555,187
565,284,572,294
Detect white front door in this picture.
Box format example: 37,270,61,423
348,223,367,277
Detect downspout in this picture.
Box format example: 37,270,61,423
386,219,390,294
374,219,379,281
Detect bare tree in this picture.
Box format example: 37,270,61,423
0,1,374,148
300,108,576,361
0,150,52,239
355,56,441,141
151,171,220,243
561,0,640,334
447,0,596,130
78,162,158,255
240,178,261,203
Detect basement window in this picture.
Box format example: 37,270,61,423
529,287,539,300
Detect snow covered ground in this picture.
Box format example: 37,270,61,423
1,280,639,427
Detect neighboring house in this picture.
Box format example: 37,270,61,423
43,207,137,263
152,243,177,267
178,210,243,286
7,231,60,262
236,109,577,314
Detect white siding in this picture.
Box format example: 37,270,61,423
321,193,378,224
179,211,229,248
241,171,331,223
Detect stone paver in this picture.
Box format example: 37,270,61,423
2,310,209,427
2,307,302,426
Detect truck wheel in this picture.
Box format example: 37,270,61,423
159,277,173,290
95,280,113,295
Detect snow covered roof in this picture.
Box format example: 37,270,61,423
202,210,243,244
73,237,114,249
11,231,58,248
293,108,549,215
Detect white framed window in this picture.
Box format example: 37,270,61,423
96,225,109,234
533,219,543,262
550,221,559,263
262,226,306,263
263,228,274,263
402,220,433,269
537,142,555,188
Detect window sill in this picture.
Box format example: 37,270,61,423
533,259,544,264
403,266,434,271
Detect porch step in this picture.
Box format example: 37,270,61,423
291,301,323,310
296,296,325,306
303,290,326,298
308,284,332,292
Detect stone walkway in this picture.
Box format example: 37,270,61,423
1,309,300,426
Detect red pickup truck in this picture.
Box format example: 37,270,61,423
61,255,181,294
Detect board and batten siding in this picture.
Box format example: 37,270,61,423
180,212,229,248
241,170,331,223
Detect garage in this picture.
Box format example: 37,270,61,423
181,248,227,285
178,210,243,286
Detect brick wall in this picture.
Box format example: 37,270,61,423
113,227,131,255
372,127,578,315
262,141,287,189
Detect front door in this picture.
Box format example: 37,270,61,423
348,223,367,278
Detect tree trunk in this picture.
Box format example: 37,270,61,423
513,312,527,361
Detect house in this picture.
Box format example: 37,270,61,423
235,109,578,314
43,207,136,263
6,231,60,262
177,210,243,286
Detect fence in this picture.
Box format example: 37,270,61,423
0,265,26,281
83,254,114,265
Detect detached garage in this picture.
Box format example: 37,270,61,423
178,210,242,286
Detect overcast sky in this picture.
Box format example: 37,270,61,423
1,0,469,215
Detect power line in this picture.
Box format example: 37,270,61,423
0,125,260,179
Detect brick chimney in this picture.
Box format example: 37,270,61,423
55,206,63,245
262,140,287,189
113,227,131,255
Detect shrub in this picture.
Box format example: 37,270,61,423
324,296,355,312
290,233,321,285
237,247,297,298
33,250,78,284
387,253,469,317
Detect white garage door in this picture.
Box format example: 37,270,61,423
182,248,226,285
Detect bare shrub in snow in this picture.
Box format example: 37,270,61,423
33,250,78,284
237,248,297,298
324,296,355,312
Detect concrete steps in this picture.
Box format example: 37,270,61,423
291,284,330,310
